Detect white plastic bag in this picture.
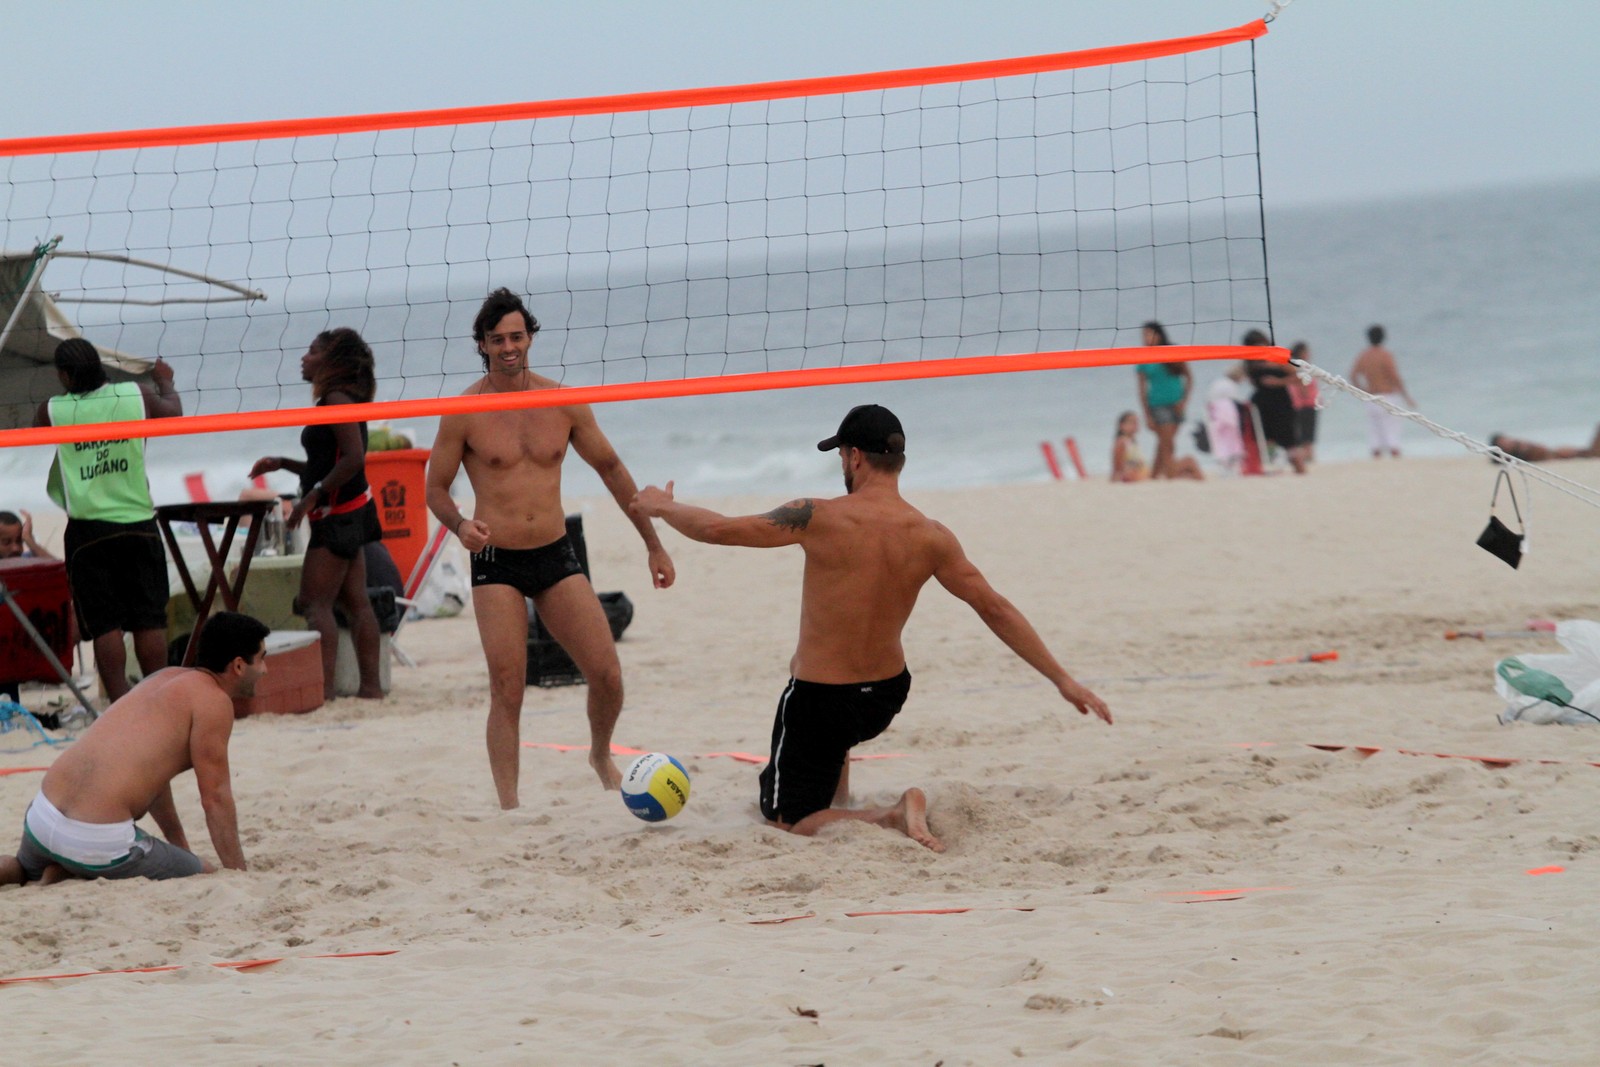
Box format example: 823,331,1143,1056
407,540,469,619
1496,620,1600,725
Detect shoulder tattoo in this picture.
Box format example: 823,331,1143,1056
764,498,814,531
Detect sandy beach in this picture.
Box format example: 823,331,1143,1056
5,455,1600,1064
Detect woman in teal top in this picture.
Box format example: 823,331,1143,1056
1134,321,1194,479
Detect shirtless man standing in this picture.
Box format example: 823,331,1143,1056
1,611,268,886
427,288,675,809
632,404,1111,852
1350,325,1417,459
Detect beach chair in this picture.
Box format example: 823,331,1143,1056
389,521,453,667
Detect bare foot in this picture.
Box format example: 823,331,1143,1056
355,687,385,700
886,788,945,853
591,752,623,791
38,863,72,886
0,855,23,887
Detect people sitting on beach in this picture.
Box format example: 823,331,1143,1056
0,611,269,888
1111,411,1201,482
1489,426,1600,463
0,510,54,560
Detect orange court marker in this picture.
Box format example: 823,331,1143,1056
1525,866,1565,876
524,745,905,765
1158,886,1294,899
1249,650,1338,667
1306,744,1382,758
1040,441,1064,481
1063,437,1089,480
748,913,817,925
843,907,1035,917
0,950,396,986
520,742,646,755
0,766,50,776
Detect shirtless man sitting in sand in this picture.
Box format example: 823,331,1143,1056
0,611,268,887
632,404,1112,852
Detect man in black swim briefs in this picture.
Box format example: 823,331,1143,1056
427,288,675,810
633,404,1112,853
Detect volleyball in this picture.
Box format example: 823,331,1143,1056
620,752,691,822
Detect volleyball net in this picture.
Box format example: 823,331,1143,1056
0,18,1283,448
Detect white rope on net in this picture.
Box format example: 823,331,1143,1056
1292,359,1600,556
1264,0,1295,23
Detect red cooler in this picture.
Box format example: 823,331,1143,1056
0,557,76,686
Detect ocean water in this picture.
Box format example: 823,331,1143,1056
2,176,1596,510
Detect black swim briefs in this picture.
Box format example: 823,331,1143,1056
758,668,912,825
470,535,586,597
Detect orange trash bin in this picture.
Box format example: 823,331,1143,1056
365,448,432,583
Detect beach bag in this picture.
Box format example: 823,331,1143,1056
1476,470,1524,569
1495,620,1600,724
1192,419,1211,454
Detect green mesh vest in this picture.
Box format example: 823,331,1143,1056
47,382,155,523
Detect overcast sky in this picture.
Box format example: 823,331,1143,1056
6,1,1598,208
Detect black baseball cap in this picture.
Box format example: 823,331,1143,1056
816,404,905,454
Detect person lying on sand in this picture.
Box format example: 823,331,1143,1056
632,404,1111,853
1489,425,1600,463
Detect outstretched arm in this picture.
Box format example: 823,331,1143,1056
632,482,810,549
933,530,1111,724
570,407,674,588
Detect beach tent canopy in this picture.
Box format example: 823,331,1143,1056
0,244,153,430
0,239,265,431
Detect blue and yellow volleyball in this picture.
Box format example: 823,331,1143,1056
621,752,691,822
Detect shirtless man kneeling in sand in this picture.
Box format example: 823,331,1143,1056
632,404,1112,852
1,611,268,887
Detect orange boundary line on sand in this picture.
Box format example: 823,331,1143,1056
750,906,1035,923
1233,743,1600,770
0,950,397,986
523,742,906,765
0,766,49,776
1303,743,1600,770
0,346,1286,451
1,22,1265,157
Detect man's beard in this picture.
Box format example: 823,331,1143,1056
842,467,855,494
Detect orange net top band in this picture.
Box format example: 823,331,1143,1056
2,345,1287,449
0,21,1266,158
